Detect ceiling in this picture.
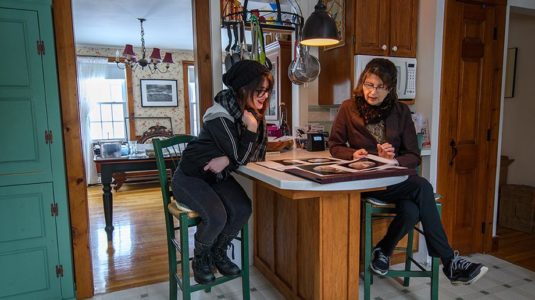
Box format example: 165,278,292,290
72,0,195,50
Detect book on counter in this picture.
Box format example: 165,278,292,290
255,154,416,184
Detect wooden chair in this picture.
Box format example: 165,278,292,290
362,194,442,300
152,135,250,300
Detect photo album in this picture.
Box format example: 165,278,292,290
255,154,416,184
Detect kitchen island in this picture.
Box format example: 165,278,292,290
238,149,407,300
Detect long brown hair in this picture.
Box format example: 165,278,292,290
236,72,274,118
353,58,398,103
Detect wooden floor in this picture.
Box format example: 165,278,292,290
88,183,169,294
491,226,535,272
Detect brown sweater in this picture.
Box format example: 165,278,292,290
328,99,421,168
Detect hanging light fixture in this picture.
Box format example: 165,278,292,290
115,18,174,73
300,0,340,47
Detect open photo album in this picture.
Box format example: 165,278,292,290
254,154,416,184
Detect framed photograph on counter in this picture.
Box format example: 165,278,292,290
265,58,279,121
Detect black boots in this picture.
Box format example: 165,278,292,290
193,240,215,284
211,233,241,276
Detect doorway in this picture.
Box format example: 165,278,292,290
71,0,196,294
492,6,535,272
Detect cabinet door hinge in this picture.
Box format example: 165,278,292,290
481,222,486,234
51,202,58,217
37,40,45,55
56,265,64,277
45,130,53,144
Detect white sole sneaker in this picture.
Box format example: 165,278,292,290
369,263,388,276
451,265,488,285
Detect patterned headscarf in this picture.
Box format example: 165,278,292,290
214,89,267,161
355,95,395,124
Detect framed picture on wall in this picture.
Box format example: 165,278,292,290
324,0,345,51
140,79,178,107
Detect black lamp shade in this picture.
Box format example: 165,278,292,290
300,0,340,46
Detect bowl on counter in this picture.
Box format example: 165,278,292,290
266,139,294,152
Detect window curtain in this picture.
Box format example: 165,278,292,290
76,56,109,185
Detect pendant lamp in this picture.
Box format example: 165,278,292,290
300,0,340,47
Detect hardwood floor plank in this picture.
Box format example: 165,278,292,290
491,226,535,272
88,184,169,294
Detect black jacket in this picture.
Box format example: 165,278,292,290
179,102,259,183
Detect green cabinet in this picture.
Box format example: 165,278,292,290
0,1,75,299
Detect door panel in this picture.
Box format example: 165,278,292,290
0,8,52,186
438,2,497,253
0,183,61,300
355,0,389,56
389,0,418,57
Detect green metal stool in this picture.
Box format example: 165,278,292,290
153,136,250,300
362,195,442,300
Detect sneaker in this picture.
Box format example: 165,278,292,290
444,251,488,285
370,247,390,275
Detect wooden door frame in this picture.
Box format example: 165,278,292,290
52,0,213,298
437,0,505,254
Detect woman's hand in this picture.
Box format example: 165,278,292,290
377,143,395,159
203,156,230,173
353,148,368,160
242,110,258,132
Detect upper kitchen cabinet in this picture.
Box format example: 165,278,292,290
355,0,418,57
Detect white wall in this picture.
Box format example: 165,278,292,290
501,12,535,186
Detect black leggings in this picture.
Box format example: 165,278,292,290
363,175,454,263
171,169,252,245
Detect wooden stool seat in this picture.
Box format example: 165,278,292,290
168,202,199,219
362,194,442,300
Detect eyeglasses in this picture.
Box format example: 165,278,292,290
363,82,389,93
255,89,270,98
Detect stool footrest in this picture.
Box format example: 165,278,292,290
176,273,242,292
386,270,433,278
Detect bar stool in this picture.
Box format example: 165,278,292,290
362,194,442,300
153,136,250,300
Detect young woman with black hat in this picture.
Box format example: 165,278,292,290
171,60,273,284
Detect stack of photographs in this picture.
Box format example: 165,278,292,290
255,154,416,184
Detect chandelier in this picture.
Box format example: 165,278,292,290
115,18,174,73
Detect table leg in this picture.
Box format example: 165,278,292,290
101,171,114,241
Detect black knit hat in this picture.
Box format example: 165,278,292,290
223,60,269,92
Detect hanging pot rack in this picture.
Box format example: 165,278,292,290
221,0,304,33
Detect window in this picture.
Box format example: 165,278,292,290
86,78,127,140
80,63,127,140
187,65,199,136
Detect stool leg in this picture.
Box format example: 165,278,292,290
180,214,192,300
241,224,251,300
363,202,373,300
168,213,178,300
403,226,415,287
431,256,439,300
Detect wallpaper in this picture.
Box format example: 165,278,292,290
76,46,194,136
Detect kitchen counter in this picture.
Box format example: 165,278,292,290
239,149,407,191
238,149,407,300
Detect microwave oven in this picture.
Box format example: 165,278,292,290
354,55,417,100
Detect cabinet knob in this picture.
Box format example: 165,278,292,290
391,45,398,52
381,44,387,50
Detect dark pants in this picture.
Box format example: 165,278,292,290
171,169,252,245
363,175,454,263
